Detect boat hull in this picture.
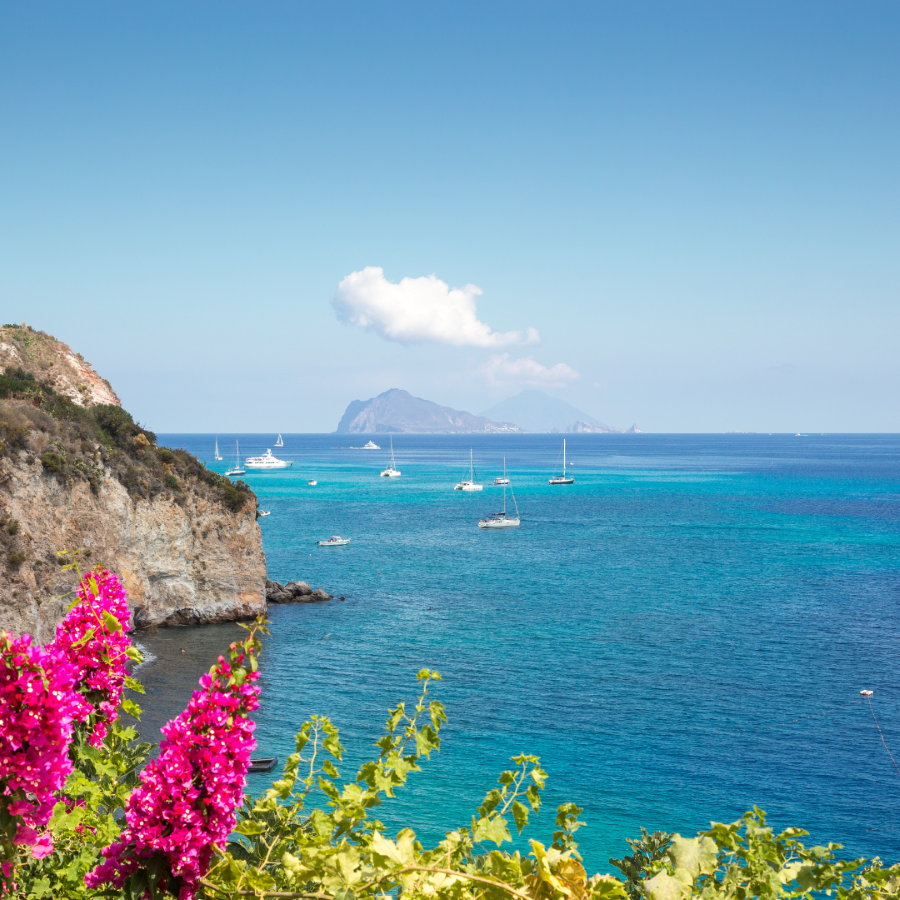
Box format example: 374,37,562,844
245,462,292,469
549,477,574,485
479,516,520,529
317,539,350,547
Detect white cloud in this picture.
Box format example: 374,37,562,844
332,266,540,348
482,353,580,386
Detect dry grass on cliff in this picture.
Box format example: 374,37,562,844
0,364,254,520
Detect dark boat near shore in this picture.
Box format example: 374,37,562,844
249,757,278,774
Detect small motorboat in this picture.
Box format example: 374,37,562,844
493,456,510,485
308,480,318,486
248,757,278,774
317,535,350,547
258,510,271,518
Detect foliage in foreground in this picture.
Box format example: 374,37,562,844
2,565,900,900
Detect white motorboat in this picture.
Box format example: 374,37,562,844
455,449,483,491
479,478,520,529
363,440,380,450
214,437,223,461
317,535,350,547
258,510,270,518
308,480,317,486
225,441,245,477
493,457,510,485
549,439,574,485
245,448,292,470
380,436,401,477
275,433,284,447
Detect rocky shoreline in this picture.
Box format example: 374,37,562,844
265,579,344,604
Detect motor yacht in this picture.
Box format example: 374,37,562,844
245,448,292,470
317,535,350,547
363,440,380,450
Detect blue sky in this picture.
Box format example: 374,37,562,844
1,1,898,432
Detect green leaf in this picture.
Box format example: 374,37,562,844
645,870,692,900
235,820,266,836
473,815,512,846
124,675,145,694
101,609,123,633
526,784,542,812
323,758,340,777
669,835,718,879
512,800,530,834
121,698,142,718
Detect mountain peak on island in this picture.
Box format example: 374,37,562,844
335,389,521,434
479,389,622,433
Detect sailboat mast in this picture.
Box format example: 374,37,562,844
563,439,566,471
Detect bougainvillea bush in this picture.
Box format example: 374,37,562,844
2,563,900,900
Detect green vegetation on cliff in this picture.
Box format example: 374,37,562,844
0,326,253,512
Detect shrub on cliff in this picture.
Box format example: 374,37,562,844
0,382,254,514
1,567,899,900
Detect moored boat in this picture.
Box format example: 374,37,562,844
455,449,483,491
225,440,245,477
245,448,292,470
380,436,401,477
317,535,350,547
549,439,574,485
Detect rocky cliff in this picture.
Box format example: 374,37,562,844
0,324,267,639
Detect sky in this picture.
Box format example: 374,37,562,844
1,1,898,433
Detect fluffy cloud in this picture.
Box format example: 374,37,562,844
482,354,580,386
332,266,540,348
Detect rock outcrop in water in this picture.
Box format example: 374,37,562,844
0,324,267,640
266,579,337,603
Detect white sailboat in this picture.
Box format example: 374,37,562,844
455,450,483,491
226,441,245,477
275,434,284,447
493,457,510,485
380,436,401,477
214,437,223,461
479,477,520,529
549,439,574,485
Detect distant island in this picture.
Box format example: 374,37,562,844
335,389,522,434
335,388,642,434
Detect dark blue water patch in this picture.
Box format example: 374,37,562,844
135,433,900,872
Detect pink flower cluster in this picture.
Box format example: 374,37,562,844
87,647,260,900
0,632,79,860
50,568,132,747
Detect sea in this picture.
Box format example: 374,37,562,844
136,433,900,872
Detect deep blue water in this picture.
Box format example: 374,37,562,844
137,433,900,872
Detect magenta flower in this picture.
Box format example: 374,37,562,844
0,632,79,862
50,567,132,747
86,641,260,900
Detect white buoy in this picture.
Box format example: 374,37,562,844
861,690,874,697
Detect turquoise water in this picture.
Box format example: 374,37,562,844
141,433,900,871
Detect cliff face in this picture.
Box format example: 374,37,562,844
0,324,267,638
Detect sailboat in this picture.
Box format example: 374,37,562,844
226,440,245,477
214,437,223,461
275,434,284,447
455,450,483,491
380,436,401,477
479,477,520,529
549,439,574,485
493,457,510,485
